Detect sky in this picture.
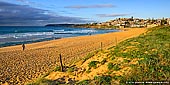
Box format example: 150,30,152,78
0,0,170,26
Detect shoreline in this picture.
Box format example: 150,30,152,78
0,27,134,50
0,28,119,48
0,28,147,84
0,29,121,52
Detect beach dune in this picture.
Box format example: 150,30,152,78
0,28,146,84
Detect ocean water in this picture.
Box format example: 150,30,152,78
0,26,119,47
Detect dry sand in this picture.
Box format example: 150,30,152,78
0,28,146,84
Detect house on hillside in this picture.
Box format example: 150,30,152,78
167,18,170,25
119,25,125,29
147,24,158,28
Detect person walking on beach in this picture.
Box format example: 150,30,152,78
22,44,25,51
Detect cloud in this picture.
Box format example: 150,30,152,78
16,0,34,4
96,13,130,17
16,0,26,2
0,1,88,26
65,4,115,9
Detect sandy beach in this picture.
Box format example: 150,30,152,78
0,28,146,84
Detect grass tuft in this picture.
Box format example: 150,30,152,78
88,61,99,69
94,75,112,85
83,53,94,63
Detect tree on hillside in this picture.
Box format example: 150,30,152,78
129,16,134,21
161,19,167,25
125,21,130,27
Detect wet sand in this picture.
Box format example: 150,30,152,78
0,28,146,85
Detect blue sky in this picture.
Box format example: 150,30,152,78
0,0,170,26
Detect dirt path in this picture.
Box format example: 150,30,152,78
0,28,146,85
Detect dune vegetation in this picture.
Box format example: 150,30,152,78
27,26,170,85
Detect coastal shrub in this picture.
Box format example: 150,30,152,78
112,75,124,80
107,62,114,70
112,64,120,71
107,71,112,75
123,59,130,63
54,66,61,72
94,75,112,85
88,61,99,69
77,80,90,85
108,62,120,71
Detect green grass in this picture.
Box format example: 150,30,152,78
82,52,95,63
123,59,130,63
107,62,120,71
54,66,61,72
26,78,59,85
109,26,170,83
77,75,112,85
93,75,112,85
81,26,170,84
112,64,121,71
107,62,114,70
77,80,90,85
88,61,99,69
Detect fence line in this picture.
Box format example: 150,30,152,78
57,34,136,65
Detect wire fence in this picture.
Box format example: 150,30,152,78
56,34,136,66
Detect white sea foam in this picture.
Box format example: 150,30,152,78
54,29,97,34
53,29,65,32
0,29,98,39
0,29,99,39
0,32,54,39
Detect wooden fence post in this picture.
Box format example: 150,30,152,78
59,54,64,72
115,37,117,45
101,42,103,51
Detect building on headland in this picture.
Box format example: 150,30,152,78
75,17,170,29
95,17,148,28
119,25,125,29
167,18,170,25
147,24,158,28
